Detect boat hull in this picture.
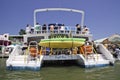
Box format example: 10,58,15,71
6,55,43,71
77,54,110,68
6,65,40,71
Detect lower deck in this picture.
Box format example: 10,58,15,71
6,42,115,71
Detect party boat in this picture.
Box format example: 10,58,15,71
6,8,115,71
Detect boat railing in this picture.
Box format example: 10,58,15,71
29,8,88,35
26,26,90,35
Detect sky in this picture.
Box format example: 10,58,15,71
0,0,120,40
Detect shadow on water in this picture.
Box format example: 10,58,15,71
42,60,79,67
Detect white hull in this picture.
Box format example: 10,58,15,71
6,44,115,71
77,54,110,68
6,55,43,71
6,54,111,71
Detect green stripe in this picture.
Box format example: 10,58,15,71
40,38,85,42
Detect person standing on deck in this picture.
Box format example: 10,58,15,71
50,24,54,33
34,23,41,33
60,24,65,33
76,24,81,34
26,24,32,34
82,26,90,34
42,24,47,33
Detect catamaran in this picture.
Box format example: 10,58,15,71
6,8,115,71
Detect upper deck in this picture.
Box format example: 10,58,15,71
24,8,93,43
24,24,92,43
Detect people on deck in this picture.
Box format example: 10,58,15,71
35,23,41,33
50,24,54,32
60,24,65,33
42,24,47,33
76,24,81,34
82,26,90,34
25,23,91,35
65,26,70,33
26,24,32,34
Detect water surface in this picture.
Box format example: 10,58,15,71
0,58,120,80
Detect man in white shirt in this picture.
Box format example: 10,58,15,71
60,24,65,33
26,24,31,34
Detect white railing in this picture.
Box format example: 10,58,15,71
34,8,84,28
26,26,90,35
